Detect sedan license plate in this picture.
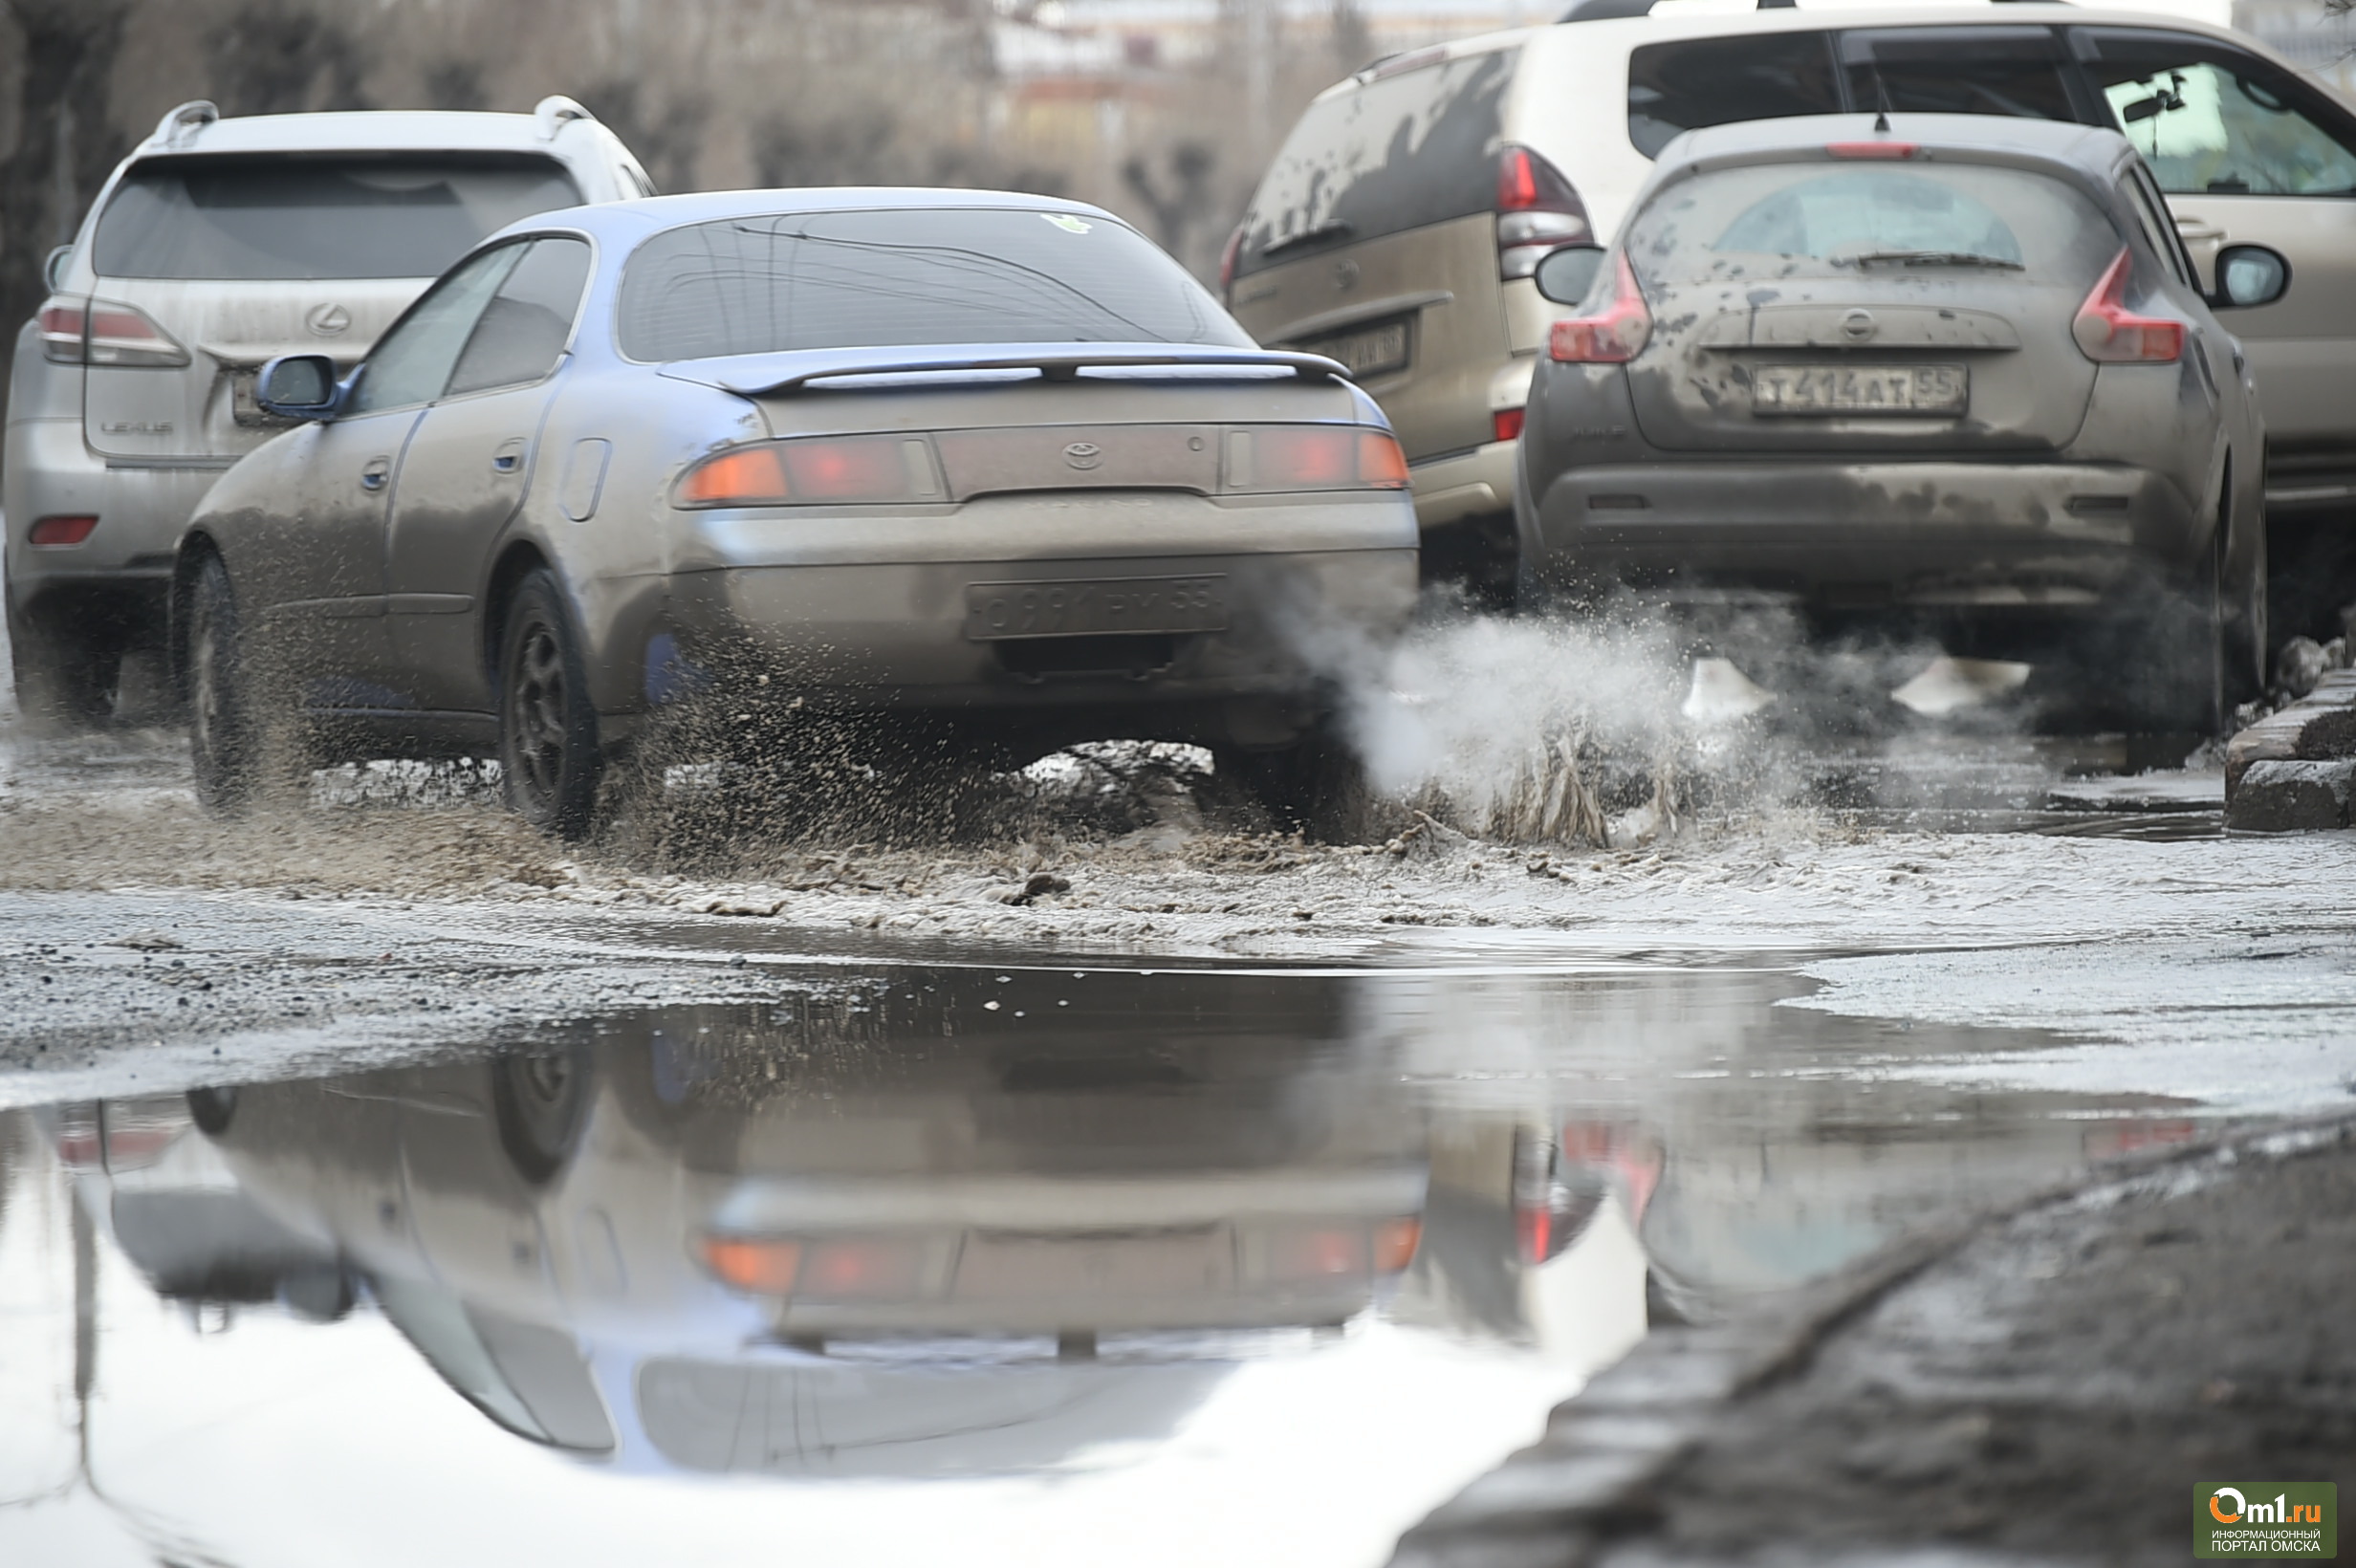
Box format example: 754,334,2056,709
1752,363,1966,417
964,576,1228,641
1296,316,1411,381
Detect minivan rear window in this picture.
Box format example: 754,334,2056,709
1627,34,1843,160
92,154,583,281
1233,49,1516,281
1840,28,2080,122
616,208,1251,362
1625,163,2119,289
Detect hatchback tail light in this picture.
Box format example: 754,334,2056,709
1548,252,1651,364
1496,144,1591,280
2073,248,2184,363
676,435,933,507
29,515,98,547
36,296,189,367
1226,426,1408,492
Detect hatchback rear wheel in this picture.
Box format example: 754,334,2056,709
498,568,601,839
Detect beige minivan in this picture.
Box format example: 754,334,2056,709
1225,1,2356,611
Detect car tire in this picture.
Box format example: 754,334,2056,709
9,599,121,730
185,554,276,812
1214,730,1376,842
491,1045,591,1186
497,568,601,840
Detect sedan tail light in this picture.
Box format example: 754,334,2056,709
1496,144,1592,280
2073,248,2184,363
1218,222,1246,298
676,435,935,507
1226,426,1408,492
1548,252,1651,364
699,1235,803,1295
36,296,189,367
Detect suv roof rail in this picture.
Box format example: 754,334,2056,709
534,95,597,141
152,100,220,149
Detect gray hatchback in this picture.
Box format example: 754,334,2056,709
1516,113,2284,735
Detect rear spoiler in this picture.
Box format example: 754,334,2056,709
661,341,1352,396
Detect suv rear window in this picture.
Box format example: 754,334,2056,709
1233,48,1517,281
92,154,582,281
1627,34,1843,160
616,207,1251,362
1626,163,2119,289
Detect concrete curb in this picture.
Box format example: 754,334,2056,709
2225,669,2356,831
1385,1111,2356,1568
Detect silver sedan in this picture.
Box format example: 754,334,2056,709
172,189,1419,835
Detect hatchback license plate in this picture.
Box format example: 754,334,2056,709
1297,317,1411,381
1752,364,1966,417
964,576,1228,641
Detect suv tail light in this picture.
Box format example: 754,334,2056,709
2073,248,2184,363
29,515,98,547
1548,253,1651,363
36,296,190,367
1496,145,1591,280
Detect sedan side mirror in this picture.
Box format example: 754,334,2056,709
43,245,74,293
2212,244,2290,310
255,353,341,421
1532,245,1607,307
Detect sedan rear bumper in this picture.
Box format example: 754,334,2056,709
1523,460,2205,608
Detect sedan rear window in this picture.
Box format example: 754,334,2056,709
92,154,583,281
1625,163,2120,289
617,208,1252,361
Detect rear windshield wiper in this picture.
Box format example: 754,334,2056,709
1259,218,1354,259
1837,250,2024,271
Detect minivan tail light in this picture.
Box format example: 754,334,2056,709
1496,145,1591,280
2073,248,2184,363
37,297,189,367
676,436,930,507
1226,426,1408,491
1548,253,1651,364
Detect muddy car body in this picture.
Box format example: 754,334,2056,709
174,189,1418,835
5,98,650,725
1516,114,2277,732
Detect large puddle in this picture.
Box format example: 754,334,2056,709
0,959,2204,1567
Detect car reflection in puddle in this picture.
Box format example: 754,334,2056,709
2,963,2198,1566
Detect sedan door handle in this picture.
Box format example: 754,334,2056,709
360,458,391,491
491,439,528,475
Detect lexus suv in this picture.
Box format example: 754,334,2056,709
4,96,651,725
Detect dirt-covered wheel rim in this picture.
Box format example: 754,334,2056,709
507,618,570,811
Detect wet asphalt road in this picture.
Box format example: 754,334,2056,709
5,643,2356,1565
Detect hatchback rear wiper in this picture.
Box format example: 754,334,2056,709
1259,218,1354,259
1837,250,2024,271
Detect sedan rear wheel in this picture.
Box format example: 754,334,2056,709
498,568,601,839
186,554,269,812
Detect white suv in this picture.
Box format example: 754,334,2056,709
5,97,651,723
1226,1,2356,603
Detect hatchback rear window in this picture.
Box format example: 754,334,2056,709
92,154,582,281
1625,163,2120,289
616,207,1251,362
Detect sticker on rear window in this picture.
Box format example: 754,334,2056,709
1040,213,1092,234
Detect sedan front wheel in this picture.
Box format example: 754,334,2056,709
497,568,601,839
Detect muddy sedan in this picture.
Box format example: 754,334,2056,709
173,190,1418,835
1516,114,2284,737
